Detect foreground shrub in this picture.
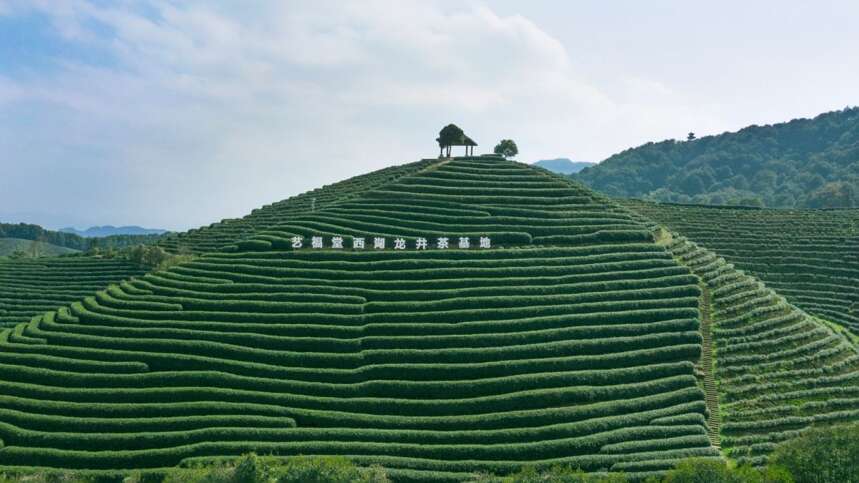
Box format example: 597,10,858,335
657,459,741,483
485,465,627,483
233,453,269,483
769,422,859,483
159,454,388,483
0,473,91,483
272,456,389,483
123,244,194,270
656,458,792,483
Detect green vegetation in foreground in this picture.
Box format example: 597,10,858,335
1,420,857,481
622,200,859,337
0,238,79,258
576,107,859,208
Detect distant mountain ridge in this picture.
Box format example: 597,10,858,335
60,225,168,238
533,158,595,174
575,107,859,208
1,222,166,251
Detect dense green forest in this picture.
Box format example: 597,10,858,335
0,222,166,252
576,107,859,208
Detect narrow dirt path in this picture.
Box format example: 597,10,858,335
698,283,721,449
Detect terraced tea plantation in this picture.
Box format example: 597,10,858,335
0,161,435,330
621,200,859,336
0,256,148,328
231,157,651,252
3,157,858,481
0,157,721,481
0,246,716,480
665,236,859,466
158,159,437,254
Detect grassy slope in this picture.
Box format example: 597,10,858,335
0,157,717,481
0,239,79,257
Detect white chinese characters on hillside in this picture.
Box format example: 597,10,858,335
287,236,493,250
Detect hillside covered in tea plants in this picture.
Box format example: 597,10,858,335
0,156,856,481
662,236,859,466
623,200,859,337
0,156,720,481
157,159,438,254
0,256,149,328
0,160,436,331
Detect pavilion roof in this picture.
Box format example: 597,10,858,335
448,134,477,146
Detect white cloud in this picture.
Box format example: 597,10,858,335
0,0,718,230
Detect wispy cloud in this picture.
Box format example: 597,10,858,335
0,1,729,229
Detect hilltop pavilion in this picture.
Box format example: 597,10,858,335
437,124,477,157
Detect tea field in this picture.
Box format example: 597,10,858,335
0,257,148,328
0,157,856,481
157,159,438,254
0,160,435,330
665,236,859,466
622,200,859,336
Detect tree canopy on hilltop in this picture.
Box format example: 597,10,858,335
494,139,518,158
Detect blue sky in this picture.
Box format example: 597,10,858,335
1,1,857,230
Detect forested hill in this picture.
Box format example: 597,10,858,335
575,107,859,208
0,222,165,252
